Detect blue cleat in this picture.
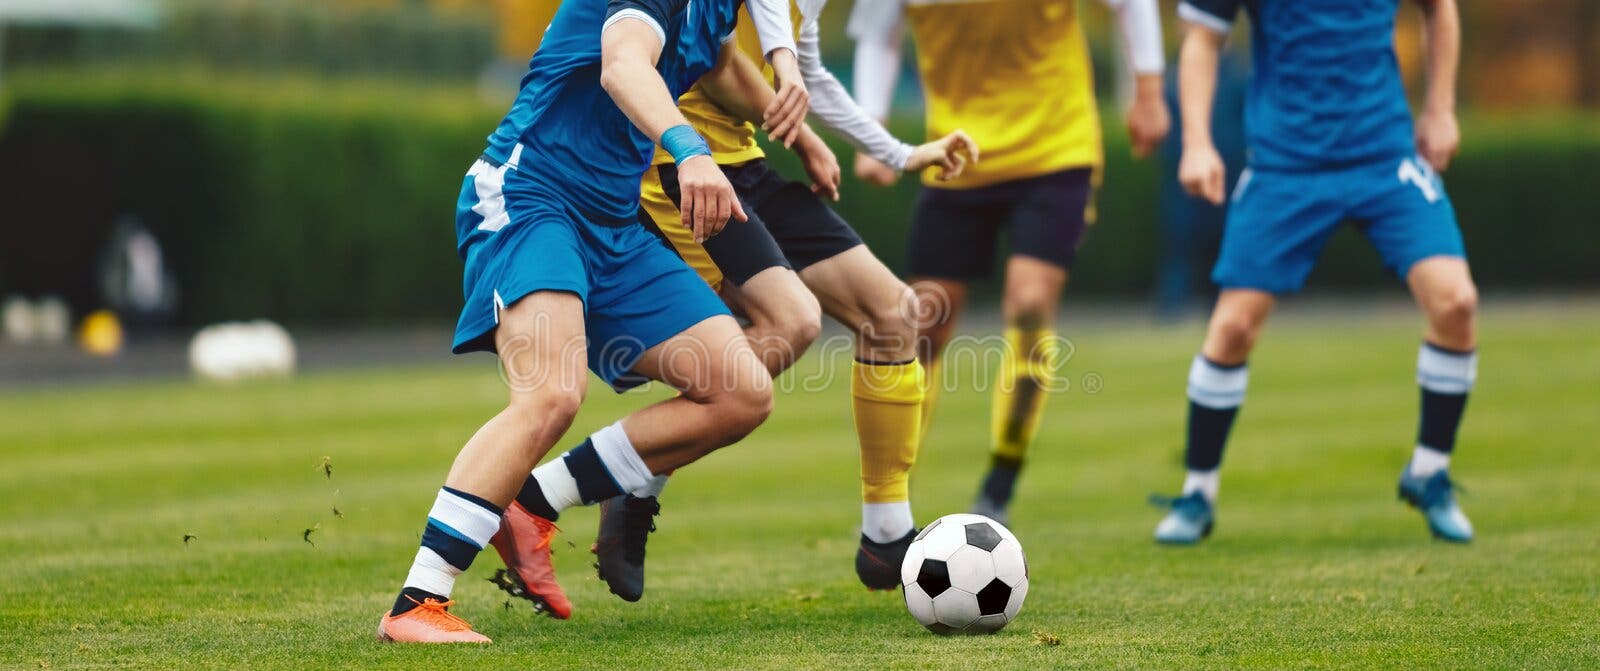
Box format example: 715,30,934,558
1398,466,1473,543
1151,492,1214,545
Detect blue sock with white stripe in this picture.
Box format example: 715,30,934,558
392,486,503,615
1411,342,1477,477
1182,355,1248,502
515,422,655,522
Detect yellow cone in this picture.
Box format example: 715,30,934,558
78,310,124,357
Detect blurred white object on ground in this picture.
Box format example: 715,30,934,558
188,321,297,382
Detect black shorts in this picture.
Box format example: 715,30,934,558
642,159,864,286
907,167,1094,279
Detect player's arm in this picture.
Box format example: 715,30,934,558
601,4,747,242
745,0,810,147
1414,0,1461,171
795,2,976,183
1099,0,1170,157
1174,1,1233,205
849,0,910,187
698,43,844,201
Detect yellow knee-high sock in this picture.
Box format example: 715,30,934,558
990,328,1061,465
853,359,927,505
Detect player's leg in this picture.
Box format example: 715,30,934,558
379,162,596,640
972,169,1094,524
913,277,969,437
905,185,1000,448
799,244,928,588
1361,156,1476,541
381,291,588,641
1153,167,1340,544
579,163,812,602
722,267,824,376
505,227,773,575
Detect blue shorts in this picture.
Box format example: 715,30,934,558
451,152,730,390
1212,155,1466,294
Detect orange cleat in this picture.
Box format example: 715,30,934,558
376,597,491,643
488,502,573,619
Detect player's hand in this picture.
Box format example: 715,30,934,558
854,153,898,188
678,154,747,243
794,125,841,202
1416,107,1460,172
1126,74,1170,159
906,129,979,182
762,49,810,149
1179,144,1227,206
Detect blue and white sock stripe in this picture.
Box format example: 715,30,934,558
1187,355,1248,409
1417,342,1477,394
590,422,654,495
426,487,502,550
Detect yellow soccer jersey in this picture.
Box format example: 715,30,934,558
649,6,791,167
904,0,1102,188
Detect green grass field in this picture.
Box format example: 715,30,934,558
3,300,1597,669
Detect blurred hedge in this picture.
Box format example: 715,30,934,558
2,70,1596,326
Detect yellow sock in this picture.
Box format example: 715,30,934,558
853,359,927,504
918,360,942,446
990,328,1061,464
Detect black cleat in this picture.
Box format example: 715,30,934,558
855,529,917,591
593,494,659,602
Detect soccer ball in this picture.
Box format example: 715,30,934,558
901,513,1028,635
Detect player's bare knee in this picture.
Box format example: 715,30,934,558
1430,282,1479,328
775,309,823,355
716,380,774,444
1207,314,1262,360
508,386,583,443
859,295,917,355
1002,293,1055,330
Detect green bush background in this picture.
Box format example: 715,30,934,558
2,70,1596,326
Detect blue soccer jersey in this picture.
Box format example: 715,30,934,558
1179,0,1416,170
481,0,737,226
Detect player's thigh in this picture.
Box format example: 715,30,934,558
1210,169,1345,295
494,290,590,404
800,246,914,336
907,186,1005,281
722,265,822,365
1005,167,1094,277
1353,155,1467,283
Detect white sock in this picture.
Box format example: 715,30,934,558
1409,445,1451,478
590,422,655,494
530,460,583,514
1183,469,1220,503
403,488,502,597
632,474,670,499
862,501,914,543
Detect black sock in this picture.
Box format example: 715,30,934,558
391,586,447,616
515,473,561,522
1415,341,1475,456
980,455,1023,506
1185,401,1239,471
1418,388,1469,454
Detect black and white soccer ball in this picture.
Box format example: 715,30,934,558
901,513,1027,635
